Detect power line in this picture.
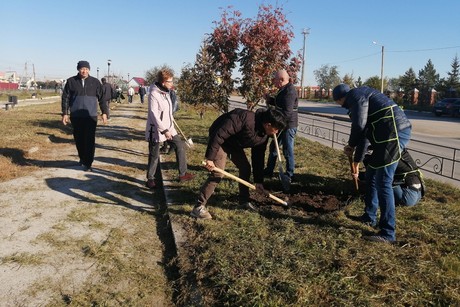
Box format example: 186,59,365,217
389,45,460,53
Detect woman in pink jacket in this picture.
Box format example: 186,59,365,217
145,68,194,189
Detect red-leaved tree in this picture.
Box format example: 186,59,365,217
239,5,301,110
205,6,242,112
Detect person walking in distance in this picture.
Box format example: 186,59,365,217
101,78,113,120
144,68,195,189
61,60,108,172
128,86,134,103
138,84,146,104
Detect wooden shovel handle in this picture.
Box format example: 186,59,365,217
274,135,282,163
348,156,359,192
202,162,288,206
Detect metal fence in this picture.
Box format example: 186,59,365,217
297,113,460,183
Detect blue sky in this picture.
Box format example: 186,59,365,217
2,0,459,86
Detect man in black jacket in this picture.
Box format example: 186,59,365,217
101,77,113,120
61,60,108,172
191,108,287,219
264,69,298,186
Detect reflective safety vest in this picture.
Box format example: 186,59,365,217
365,105,401,169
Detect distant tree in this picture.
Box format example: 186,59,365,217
191,42,224,111
445,54,460,95
206,6,242,113
239,4,301,109
313,64,341,95
363,76,383,91
417,59,440,104
145,64,175,85
176,64,194,104
355,76,363,87
399,67,417,95
342,73,354,88
418,59,440,89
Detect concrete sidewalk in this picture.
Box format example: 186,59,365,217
0,101,174,305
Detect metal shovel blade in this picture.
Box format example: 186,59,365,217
185,138,194,148
274,135,291,192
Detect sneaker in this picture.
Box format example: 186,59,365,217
362,235,394,243
146,179,156,189
190,205,212,220
242,202,258,211
82,165,92,172
179,172,195,182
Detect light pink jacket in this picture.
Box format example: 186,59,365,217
145,83,178,142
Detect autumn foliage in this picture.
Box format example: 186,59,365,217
187,5,301,112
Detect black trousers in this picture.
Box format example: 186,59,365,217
71,117,97,168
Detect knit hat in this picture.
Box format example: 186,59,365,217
332,83,350,100
77,60,90,70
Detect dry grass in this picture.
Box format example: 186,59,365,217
1,101,459,306
164,107,460,306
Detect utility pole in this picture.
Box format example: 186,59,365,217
300,28,310,98
373,41,384,93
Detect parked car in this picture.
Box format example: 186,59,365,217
432,98,460,117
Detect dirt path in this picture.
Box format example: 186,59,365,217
0,102,173,306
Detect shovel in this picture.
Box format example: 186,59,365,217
273,134,291,192
202,162,288,207
173,118,194,148
348,155,359,192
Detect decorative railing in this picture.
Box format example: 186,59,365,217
228,99,460,183
296,114,460,182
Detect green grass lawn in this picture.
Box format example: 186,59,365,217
166,105,460,306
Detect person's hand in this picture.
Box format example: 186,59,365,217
351,161,360,179
164,131,173,140
61,115,69,126
255,183,269,196
101,114,107,125
344,145,355,157
204,160,215,171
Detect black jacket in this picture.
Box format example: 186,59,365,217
206,108,269,183
61,74,107,120
267,82,298,128
101,82,113,102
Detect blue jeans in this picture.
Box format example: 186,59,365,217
265,128,297,178
363,126,411,241
393,185,422,206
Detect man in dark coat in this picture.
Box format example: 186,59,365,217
138,84,146,104
264,69,298,186
191,108,287,220
61,60,108,172
101,77,113,120
333,83,412,243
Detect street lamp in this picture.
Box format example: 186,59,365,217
107,59,112,83
373,41,384,93
97,67,99,80
128,73,130,83
300,28,310,98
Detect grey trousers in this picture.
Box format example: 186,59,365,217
197,146,251,206
147,134,188,180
